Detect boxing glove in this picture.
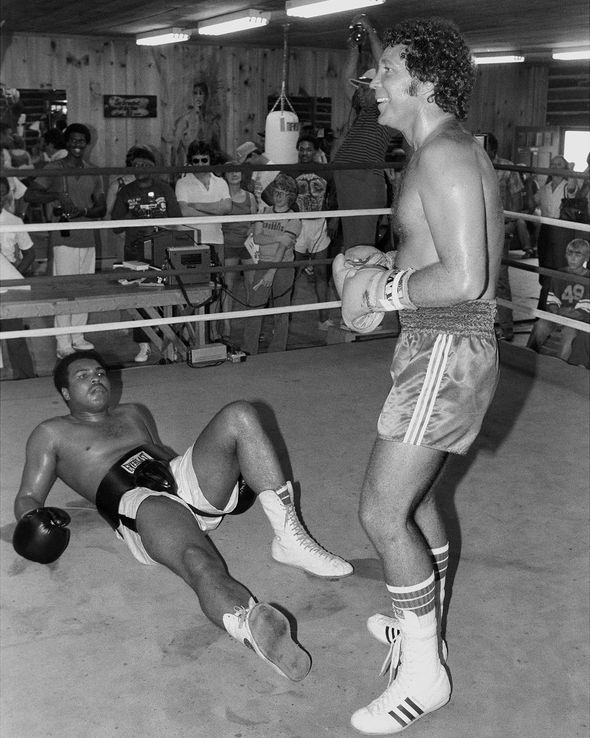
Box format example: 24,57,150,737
341,245,396,270
332,252,360,299
13,507,71,564
337,264,417,334
333,247,396,299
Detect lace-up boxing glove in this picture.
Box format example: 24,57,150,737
13,507,71,564
333,252,416,334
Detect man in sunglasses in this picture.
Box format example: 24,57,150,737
175,140,231,252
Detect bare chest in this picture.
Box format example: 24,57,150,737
55,414,153,497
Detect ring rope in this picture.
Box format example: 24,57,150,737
497,298,590,332
2,160,587,181
2,201,589,338
0,208,391,234
0,301,343,339
1,298,587,340
503,210,590,234
1,207,588,235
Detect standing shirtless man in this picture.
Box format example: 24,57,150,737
13,351,352,682
333,18,503,734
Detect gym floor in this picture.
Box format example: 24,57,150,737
1,336,588,738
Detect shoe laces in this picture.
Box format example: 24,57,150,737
231,598,255,628
232,603,249,626
380,629,402,680
284,505,336,559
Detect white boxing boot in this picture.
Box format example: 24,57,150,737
351,609,451,735
367,613,448,665
258,482,353,579
223,597,311,681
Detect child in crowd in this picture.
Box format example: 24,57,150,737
241,173,301,355
527,238,590,362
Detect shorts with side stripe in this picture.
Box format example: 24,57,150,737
377,301,499,455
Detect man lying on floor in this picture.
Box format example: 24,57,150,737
13,350,352,681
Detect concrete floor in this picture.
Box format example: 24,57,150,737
1,337,588,738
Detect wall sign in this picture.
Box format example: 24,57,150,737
104,95,157,118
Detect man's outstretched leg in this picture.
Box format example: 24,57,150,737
351,441,450,734
191,401,353,579
136,494,311,681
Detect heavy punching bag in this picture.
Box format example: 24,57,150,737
265,23,299,164
265,107,299,164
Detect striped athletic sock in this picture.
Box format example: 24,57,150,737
387,572,436,620
431,543,449,620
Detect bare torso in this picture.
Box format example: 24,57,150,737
26,404,174,505
394,121,504,302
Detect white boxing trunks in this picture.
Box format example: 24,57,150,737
98,444,240,566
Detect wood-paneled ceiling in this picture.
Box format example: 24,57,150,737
2,0,589,59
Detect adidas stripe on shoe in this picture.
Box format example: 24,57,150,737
350,667,450,734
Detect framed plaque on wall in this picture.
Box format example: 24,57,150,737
104,95,157,118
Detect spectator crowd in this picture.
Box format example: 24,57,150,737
1,16,589,377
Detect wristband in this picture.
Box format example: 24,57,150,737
382,268,417,311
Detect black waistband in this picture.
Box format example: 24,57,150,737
95,445,222,532
95,446,169,531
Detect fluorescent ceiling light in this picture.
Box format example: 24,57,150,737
197,9,270,36
286,0,385,20
136,28,190,46
473,54,525,65
552,49,590,61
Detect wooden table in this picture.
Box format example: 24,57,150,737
0,275,211,361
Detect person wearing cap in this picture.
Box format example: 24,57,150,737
104,145,150,261
332,14,394,251
241,172,302,355
111,146,183,363
235,141,279,211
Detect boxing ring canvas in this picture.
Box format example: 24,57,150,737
1,340,588,737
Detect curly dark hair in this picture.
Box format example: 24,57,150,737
63,123,91,144
53,350,107,394
383,18,476,120
187,139,214,162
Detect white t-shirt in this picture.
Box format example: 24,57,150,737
0,209,34,263
175,173,229,244
3,176,27,214
539,179,571,219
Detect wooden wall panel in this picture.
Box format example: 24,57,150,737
466,63,549,160
2,32,553,168
1,33,353,167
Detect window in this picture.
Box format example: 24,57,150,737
563,129,590,172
